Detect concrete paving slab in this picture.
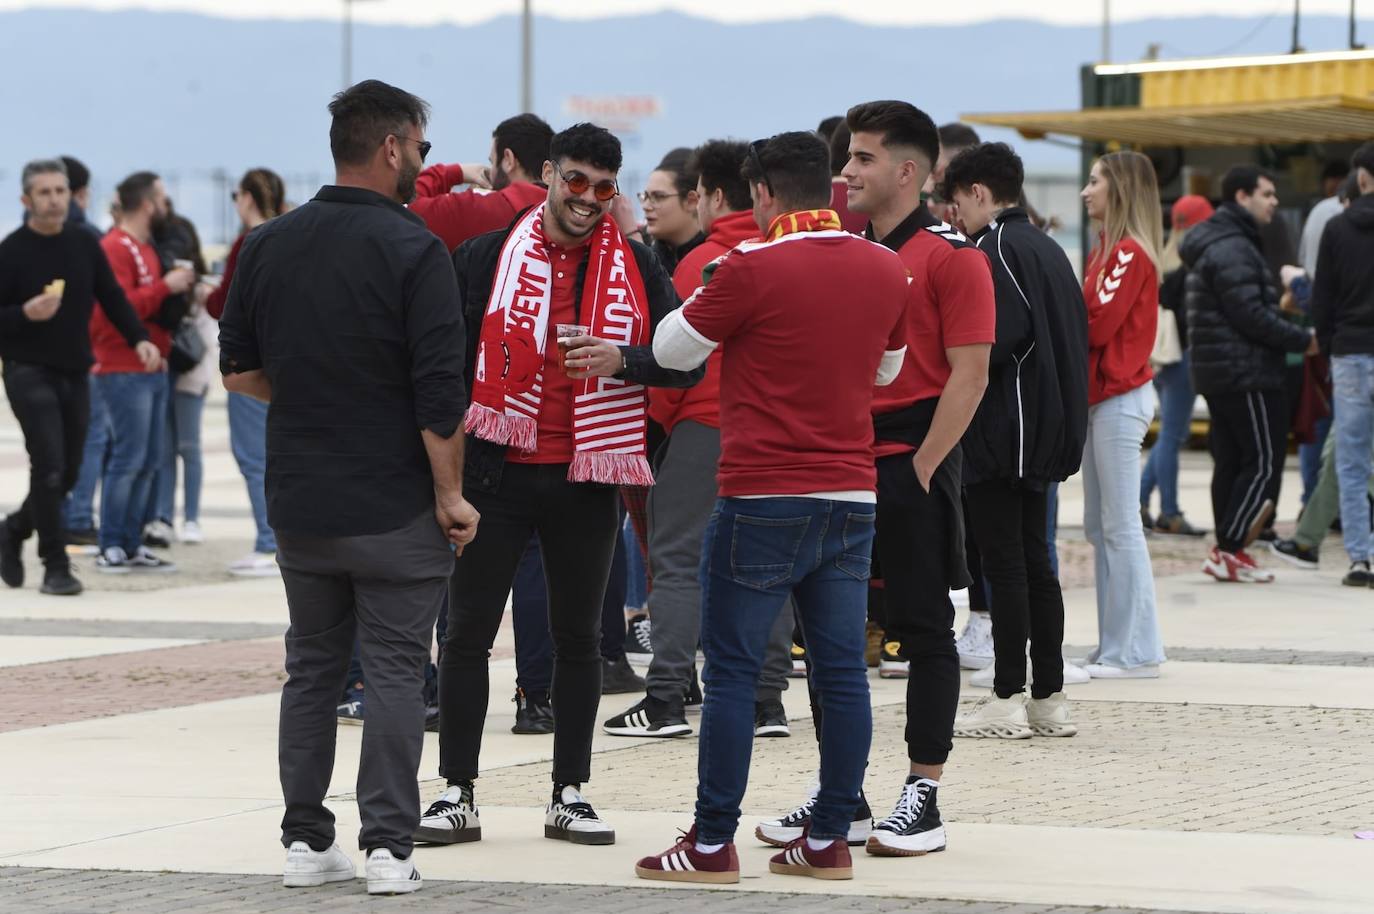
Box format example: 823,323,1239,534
0,635,201,667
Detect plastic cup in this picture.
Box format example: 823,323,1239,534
556,324,590,374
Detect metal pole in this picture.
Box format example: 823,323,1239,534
1292,0,1302,54
1352,0,1360,49
521,0,533,112
342,0,352,89
1101,0,1110,63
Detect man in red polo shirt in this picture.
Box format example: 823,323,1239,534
409,113,552,252
758,101,994,860
603,138,793,740
635,130,909,883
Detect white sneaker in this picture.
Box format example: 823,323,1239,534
953,693,1033,739
754,777,874,847
955,611,994,670
545,785,615,845
1027,692,1078,737
228,552,278,577
1084,662,1160,679
282,840,355,888
365,848,421,895
95,546,132,574
414,783,481,844
970,658,1090,688
180,521,204,544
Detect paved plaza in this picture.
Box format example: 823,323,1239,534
1,391,1372,913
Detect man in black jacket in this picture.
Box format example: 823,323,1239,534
418,123,702,850
941,142,1089,739
1183,165,1315,584
1312,142,1374,587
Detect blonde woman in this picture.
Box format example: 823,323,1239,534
1140,195,1213,537
1079,151,1165,678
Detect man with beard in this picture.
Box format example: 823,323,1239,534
89,171,196,574
219,79,477,896
410,113,553,253
0,159,159,596
416,122,701,851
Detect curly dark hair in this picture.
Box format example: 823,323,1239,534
550,122,623,173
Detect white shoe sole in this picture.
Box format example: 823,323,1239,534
755,819,872,848
754,724,790,737
95,565,131,575
958,653,992,671
865,826,947,857
283,866,354,888
603,722,692,738
878,662,910,679
624,652,653,664
367,877,421,895
953,720,1033,739
1029,719,1078,737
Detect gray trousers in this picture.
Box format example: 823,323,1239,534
644,421,792,705
276,509,451,858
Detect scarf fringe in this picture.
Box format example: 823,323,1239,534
569,451,655,487
464,403,538,453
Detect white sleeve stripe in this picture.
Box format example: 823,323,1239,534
652,308,718,371
876,346,907,386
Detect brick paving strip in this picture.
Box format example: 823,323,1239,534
0,867,1220,914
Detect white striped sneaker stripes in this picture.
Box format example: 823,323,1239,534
659,850,697,871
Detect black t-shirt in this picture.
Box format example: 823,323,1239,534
218,186,467,538
0,223,147,373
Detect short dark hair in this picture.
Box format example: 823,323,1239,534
817,115,843,141
1341,171,1363,204
846,100,940,171
1350,143,1374,177
1221,165,1274,203
655,147,700,197
60,156,90,193
1323,159,1352,182
493,113,553,180
938,122,981,152
550,122,622,173
941,142,1025,205
689,139,752,212
328,79,430,168
741,131,831,211
116,171,160,213
828,122,852,177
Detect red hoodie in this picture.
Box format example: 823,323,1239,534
408,163,547,252
649,210,759,432
91,228,171,373
1083,236,1157,405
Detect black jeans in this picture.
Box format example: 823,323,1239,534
964,480,1064,699
875,453,962,766
1205,390,1287,552
2,361,89,570
439,463,619,785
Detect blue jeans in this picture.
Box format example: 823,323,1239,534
1331,354,1374,563
95,371,168,554
64,374,110,531
1083,384,1164,669
1299,415,1332,506
157,384,206,524
1140,352,1193,518
227,392,276,554
695,497,874,844
623,515,648,611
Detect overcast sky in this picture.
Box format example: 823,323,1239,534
0,0,1345,27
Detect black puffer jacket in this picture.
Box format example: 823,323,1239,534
1181,203,1309,396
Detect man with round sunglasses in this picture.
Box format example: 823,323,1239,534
417,122,702,850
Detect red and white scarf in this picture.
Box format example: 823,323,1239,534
465,205,655,486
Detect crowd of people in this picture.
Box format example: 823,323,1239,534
2,76,1371,896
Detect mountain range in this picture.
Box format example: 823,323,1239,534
2,7,1372,242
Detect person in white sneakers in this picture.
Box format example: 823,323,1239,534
941,143,1090,733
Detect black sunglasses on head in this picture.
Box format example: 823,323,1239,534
748,138,775,196
393,134,432,163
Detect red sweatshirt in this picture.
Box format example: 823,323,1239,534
648,210,760,433
91,228,171,373
1084,236,1157,405
409,163,547,252
205,232,243,320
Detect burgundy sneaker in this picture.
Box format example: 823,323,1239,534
635,825,739,884
768,833,853,880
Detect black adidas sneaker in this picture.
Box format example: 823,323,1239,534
603,695,691,738
754,781,873,847
414,783,481,844
867,776,946,856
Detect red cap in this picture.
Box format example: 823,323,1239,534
1171,195,1214,230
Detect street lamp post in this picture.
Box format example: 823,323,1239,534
521,0,533,113
1101,0,1110,63
342,0,380,90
